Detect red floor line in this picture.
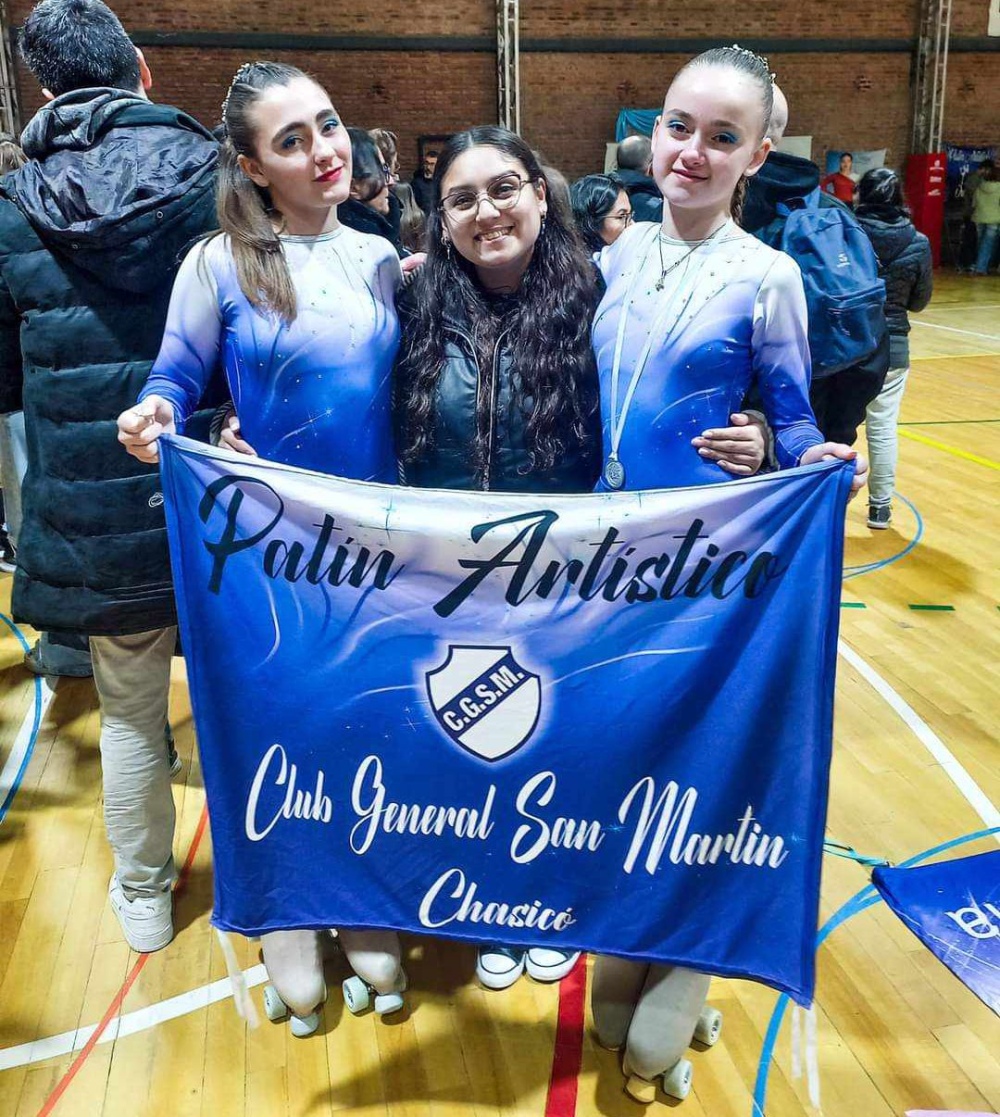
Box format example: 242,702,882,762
544,954,588,1117
37,803,210,1117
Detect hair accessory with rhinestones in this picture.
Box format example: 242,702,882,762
221,62,256,122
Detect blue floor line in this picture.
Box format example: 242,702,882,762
751,825,1000,1116
0,612,43,824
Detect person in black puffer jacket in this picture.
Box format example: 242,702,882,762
855,168,933,530
0,0,219,952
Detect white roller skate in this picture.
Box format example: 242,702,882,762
342,967,408,1016
338,928,407,1017
260,929,333,1038
620,968,722,1104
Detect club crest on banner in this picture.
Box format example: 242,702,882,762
425,645,541,761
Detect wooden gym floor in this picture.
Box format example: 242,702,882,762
0,271,997,1117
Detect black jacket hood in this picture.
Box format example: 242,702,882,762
742,151,821,233
3,88,218,293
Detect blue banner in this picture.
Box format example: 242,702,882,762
159,436,853,1004
874,851,1000,1015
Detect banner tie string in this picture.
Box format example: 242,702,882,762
215,927,260,1029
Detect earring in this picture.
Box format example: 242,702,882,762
442,237,453,259
539,215,547,237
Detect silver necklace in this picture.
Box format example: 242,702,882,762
655,225,724,290
603,224,725,490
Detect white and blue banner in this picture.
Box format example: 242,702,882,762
874,852,1000,1015
159,436,854,1004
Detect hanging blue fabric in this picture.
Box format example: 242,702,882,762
615,109,661,142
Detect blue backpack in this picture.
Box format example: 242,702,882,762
760,188,886,378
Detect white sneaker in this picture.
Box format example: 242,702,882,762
476,944,526,990
525,947,581,983
108,875,174,953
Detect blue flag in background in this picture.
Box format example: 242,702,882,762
874,851,1000,1015
159,436,853,1005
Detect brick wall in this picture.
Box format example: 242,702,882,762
8,0,998,181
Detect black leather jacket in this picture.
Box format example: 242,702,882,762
395,291,600,493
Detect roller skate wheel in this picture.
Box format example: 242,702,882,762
694,1006,722,1047
662,1058,693,1101
289,1011,320,1038
263,984,289,1023
623,1073,657,1103
343,975,370,1014
373,990,404,1016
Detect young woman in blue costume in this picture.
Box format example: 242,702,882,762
117,61,406,1037
589,46,867,1104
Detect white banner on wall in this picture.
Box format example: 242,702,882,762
990,0,999,35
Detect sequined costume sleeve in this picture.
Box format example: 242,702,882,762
751,254,824,469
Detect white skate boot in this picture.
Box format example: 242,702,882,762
621,966,722,1103
340,928,408,1016
260,929,328,1037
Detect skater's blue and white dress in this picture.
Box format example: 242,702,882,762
142,226,402,480
592,219,824,490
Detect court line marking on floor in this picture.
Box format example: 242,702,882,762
5,647,995,1083
0,613,50,825
911,319,1000,342
751,825,1000,1117
0,964,268,1072
898,427,1000,470
36,804,210,1116
544,953,587,1117
838,640,1000,833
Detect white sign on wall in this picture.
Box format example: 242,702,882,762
990,0,999,35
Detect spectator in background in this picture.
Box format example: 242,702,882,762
570,172,632,251
340,126,406,256
614,134,662,223
411,146,438,214
970,159,1000,276
538,160,575,231
393,181,426,253
370,126,400,182
0,133,26,173
855,168,932,529
820,151,857,205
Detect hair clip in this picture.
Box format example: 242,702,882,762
221,62,257,120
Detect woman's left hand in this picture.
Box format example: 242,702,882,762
691,412,766,475
799,442,869,497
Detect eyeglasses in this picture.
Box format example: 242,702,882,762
440,174,532,219
605,209,634,226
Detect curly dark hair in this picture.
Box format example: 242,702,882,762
397,125,599,481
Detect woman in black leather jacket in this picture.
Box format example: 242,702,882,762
395,127,601,495
394,126,599,991
855,168,933,529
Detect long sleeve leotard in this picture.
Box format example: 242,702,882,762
141,226,401,481
592,220,823,490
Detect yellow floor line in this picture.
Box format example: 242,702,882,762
899,427,1000,470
